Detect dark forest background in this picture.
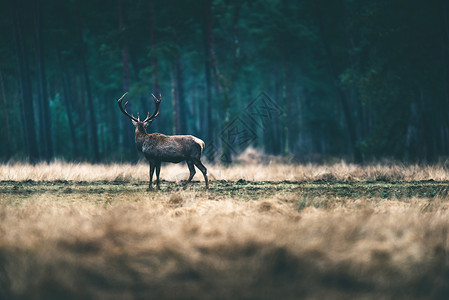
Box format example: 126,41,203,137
0,0,448,163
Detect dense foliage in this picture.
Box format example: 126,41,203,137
0,0,448,163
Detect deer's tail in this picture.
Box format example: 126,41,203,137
192,137,205,152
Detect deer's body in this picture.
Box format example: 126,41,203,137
118,93,209,190
136,131,204,163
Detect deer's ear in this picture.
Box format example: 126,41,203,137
132,119,138,126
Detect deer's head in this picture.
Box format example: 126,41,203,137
117,92,161,134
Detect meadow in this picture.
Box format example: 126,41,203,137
1,159,449,299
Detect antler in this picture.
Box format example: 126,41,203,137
143,93,162,123
118,92,161,124
117,92,139,122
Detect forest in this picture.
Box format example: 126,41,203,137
4,2,449,298
1,0,449,163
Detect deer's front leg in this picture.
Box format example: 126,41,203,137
149,161,155,190
155,161,161,190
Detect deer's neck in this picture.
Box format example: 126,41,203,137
135,129,147,152
135,132,164,154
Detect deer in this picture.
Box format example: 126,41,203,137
117,92,209,190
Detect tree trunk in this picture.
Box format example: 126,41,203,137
343,2,365,151
174,49,187,134
203,0,233,164
12,0,39,162
76,0,99,162
192,86,201,136
118,0,137,162
313,1,362,163
171,66,179,135
202,0,214,161
77,75,89,159
418,88,436,162
442,0,449,153
34,0,53,161
148,0,160,95
270,70,282,155
58,50,78,159
147,0,161,133
0,72,11,159
171,51,188,135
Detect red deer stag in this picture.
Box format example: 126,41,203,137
117,92,209,190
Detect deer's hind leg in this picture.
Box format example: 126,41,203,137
184,160,196,189
193,159,209,189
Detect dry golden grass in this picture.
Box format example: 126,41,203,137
1,190,449,298
1,160,449,182
2,160,449,298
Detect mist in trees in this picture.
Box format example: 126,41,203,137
0,0,448,163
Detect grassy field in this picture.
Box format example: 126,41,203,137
2,161,449,299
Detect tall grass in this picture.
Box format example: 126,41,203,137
1,160,449,182
2,159,449,298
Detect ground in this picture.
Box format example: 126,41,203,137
1,162,449,299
